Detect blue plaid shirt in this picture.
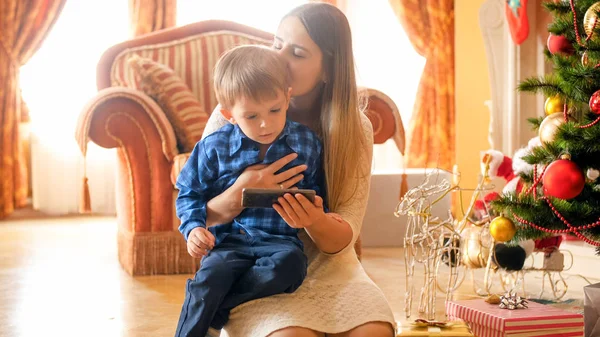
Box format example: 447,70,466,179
175,119,324,249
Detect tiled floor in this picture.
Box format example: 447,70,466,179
0,215,596,337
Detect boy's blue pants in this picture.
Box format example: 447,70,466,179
175,232,307,337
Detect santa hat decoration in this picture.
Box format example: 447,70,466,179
512,147,532,176
484,191,500,203
482,150,515,182
502,140,540,195
502,177,524,195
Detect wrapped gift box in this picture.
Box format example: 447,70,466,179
446,299,583,337
584,282,600,337
396,320,473,336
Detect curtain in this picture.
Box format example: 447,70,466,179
129,0,176,37
0,0,67,218
389,0,455,170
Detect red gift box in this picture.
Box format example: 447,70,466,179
446,299,583,337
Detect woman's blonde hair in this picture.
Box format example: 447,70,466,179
283,3,368,211
213,45,289,109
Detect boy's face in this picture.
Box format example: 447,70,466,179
221,88,291,145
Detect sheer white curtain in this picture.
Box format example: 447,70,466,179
21,0,129,215
346,0,425,171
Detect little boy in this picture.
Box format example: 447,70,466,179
174,45,324,337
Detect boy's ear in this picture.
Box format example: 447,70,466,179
286,87,292,101
220,108,236,124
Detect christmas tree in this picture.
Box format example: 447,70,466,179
491,0,600,254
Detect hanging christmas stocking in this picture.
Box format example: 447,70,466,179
505,0,529,45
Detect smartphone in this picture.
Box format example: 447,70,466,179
241,188,316,208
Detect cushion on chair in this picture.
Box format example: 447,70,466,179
127,54,210,152
111,32,272,117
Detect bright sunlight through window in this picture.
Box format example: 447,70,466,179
21,0,129,150
177,0,307,34
347,0,425,171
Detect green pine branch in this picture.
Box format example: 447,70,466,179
501,0,600,255
491,189,600,245
542,1,572,15
527,117,545,131
517,75,562,96
518,116,600,169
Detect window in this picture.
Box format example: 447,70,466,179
21,0,129,148
346,0,425,171
20,0,127,214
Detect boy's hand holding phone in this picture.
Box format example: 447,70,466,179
187,227,216,258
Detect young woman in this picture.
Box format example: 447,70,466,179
198,3,395,337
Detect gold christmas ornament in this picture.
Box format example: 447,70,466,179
582,51,590,66
461,225,491,268
489,216,517,242
544,95,565,115
539,112,570,144
584,2,600,40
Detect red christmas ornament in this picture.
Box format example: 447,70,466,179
547,34,575,55
505,0,529,45
589,90,600,115
543,158,585,200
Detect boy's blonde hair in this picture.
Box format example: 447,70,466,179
213,45,289,109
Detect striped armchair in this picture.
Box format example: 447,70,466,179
76,20,404,276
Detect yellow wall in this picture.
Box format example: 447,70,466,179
455,0,491,200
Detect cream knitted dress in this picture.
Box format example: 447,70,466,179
201,110,396,337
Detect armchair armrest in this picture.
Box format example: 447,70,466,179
75,87,179,233
76,87,178,161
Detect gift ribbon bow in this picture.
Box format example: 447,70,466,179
412,319,453,328
499,291,528,310
409,319,466,336
405,319,472,336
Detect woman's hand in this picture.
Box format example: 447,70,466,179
273,193,327,228
234,153,307,191
205,153,307,227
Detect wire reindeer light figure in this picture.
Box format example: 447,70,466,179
395,170,460,320
395,161,498,320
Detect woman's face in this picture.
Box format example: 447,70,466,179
273,17,324,97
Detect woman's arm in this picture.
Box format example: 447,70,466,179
310,115,374,254
204,182,245,228
304,213,353,253
274,114,374,254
